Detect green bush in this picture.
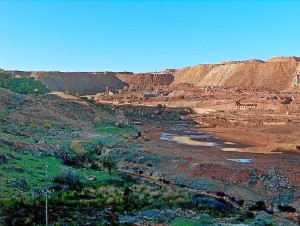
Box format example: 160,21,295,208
81,97,95,104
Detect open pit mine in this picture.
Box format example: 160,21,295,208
1,56,300,225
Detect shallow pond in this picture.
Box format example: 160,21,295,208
226,158,253,163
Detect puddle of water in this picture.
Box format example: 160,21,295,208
163,123,282,156
222,147,282,154
183,130,199,134
189,134,211,139
160,132,216,146
160,132,176,141
177,123,188,126
224,142,236,145
226,158,253,163
172,136,216,146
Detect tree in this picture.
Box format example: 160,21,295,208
102,155,115,175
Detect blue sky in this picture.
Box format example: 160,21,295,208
0,0,299,72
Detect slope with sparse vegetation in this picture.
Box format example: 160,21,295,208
0,87,259,225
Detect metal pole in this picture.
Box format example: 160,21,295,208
33,84,35,106
46,163,48,226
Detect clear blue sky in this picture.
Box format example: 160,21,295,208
1,0,299,73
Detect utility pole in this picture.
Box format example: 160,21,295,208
45,163,48,226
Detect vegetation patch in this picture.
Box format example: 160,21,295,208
94,122,135,135
0,71,48,94
171,215,215,226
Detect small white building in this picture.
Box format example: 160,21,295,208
236,101,257,110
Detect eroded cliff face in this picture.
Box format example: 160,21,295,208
28,71,127,95
116,73,174,86
8,71,174,94
173,56,300,91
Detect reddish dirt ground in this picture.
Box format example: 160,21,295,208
133,118,300,203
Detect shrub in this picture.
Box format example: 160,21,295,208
55,150,84,167
245,210,254,218
191,197,233,215
91,162,100,170
54,169,81,188
81,97,95,104
43,123,52,131
277,204,296,213
216,191,226,197
249,200,266,211
237,199,244,206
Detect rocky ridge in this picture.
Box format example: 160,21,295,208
5,56,300,94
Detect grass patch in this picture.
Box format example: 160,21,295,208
94,122,134,135
171,215,215,226
171,218,195,226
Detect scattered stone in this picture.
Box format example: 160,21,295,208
84,175,97,181
261,167,295,203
